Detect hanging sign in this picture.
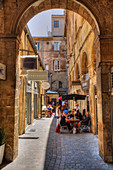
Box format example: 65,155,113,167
27,70,48,81
41,82,50,90
0,63,6,80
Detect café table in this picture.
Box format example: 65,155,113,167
67,118,80,123
67,119,80,132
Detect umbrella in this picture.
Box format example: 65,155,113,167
57,96,62,100
62,94,86,101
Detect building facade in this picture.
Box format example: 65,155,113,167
66,11,97,135
19,26,45,135
33,15,67,98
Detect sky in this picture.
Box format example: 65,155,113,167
28,9,65,37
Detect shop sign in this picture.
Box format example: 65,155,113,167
41,82,50,90
0,63,6,80
81,80,89,90
27,70,48,81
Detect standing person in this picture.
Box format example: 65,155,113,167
56,104,61,126
61,102,68,111
75,103,79,111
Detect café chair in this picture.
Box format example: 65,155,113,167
80,118,91,133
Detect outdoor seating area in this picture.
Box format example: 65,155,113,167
59,111,91,134
42,105,53,118
56,94,91,134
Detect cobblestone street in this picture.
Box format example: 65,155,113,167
1,117,113,170
44,118,113,170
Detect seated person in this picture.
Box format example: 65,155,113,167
47,104,53,110
82,113,90,125
83,109,86,117
75,110,83,132
68,109,71,114
60,110,72,131
75,110,83,120
68,110,74,119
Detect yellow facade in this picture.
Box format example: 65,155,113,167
66,11,97,134
19,26,45,134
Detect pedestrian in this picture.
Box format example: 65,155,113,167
56,103,61,126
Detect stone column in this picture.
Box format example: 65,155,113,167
0,34,20,161
31,82,34,124
96,35,113,162
19,76,26,135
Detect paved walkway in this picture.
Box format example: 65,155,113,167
44,118,113,170
2,117,53,170
1,117,113,170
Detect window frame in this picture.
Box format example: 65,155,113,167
36,42,40,51
54,42,59,51
54,60,60,71
45,64,49,71
54,20,59,28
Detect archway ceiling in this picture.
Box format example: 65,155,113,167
6,0,113,37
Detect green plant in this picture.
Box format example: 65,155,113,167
0,128,6,146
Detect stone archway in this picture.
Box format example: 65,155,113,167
0,0,113,163
9,0,100,37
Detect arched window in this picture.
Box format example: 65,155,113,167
75,63,80,80
81,52,88,80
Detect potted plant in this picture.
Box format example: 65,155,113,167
0,127,6,165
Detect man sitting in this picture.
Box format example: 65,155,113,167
82,113,90,125
60,110,72,132
68,109,74,119
75,110,83,132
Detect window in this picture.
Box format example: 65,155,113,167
59,81,62,88
54,60,60,71
85,72,89,80
36,42,40,51
54,42,59,51
54,21,59,28
45,64,49,70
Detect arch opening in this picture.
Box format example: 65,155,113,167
10,0,100,38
